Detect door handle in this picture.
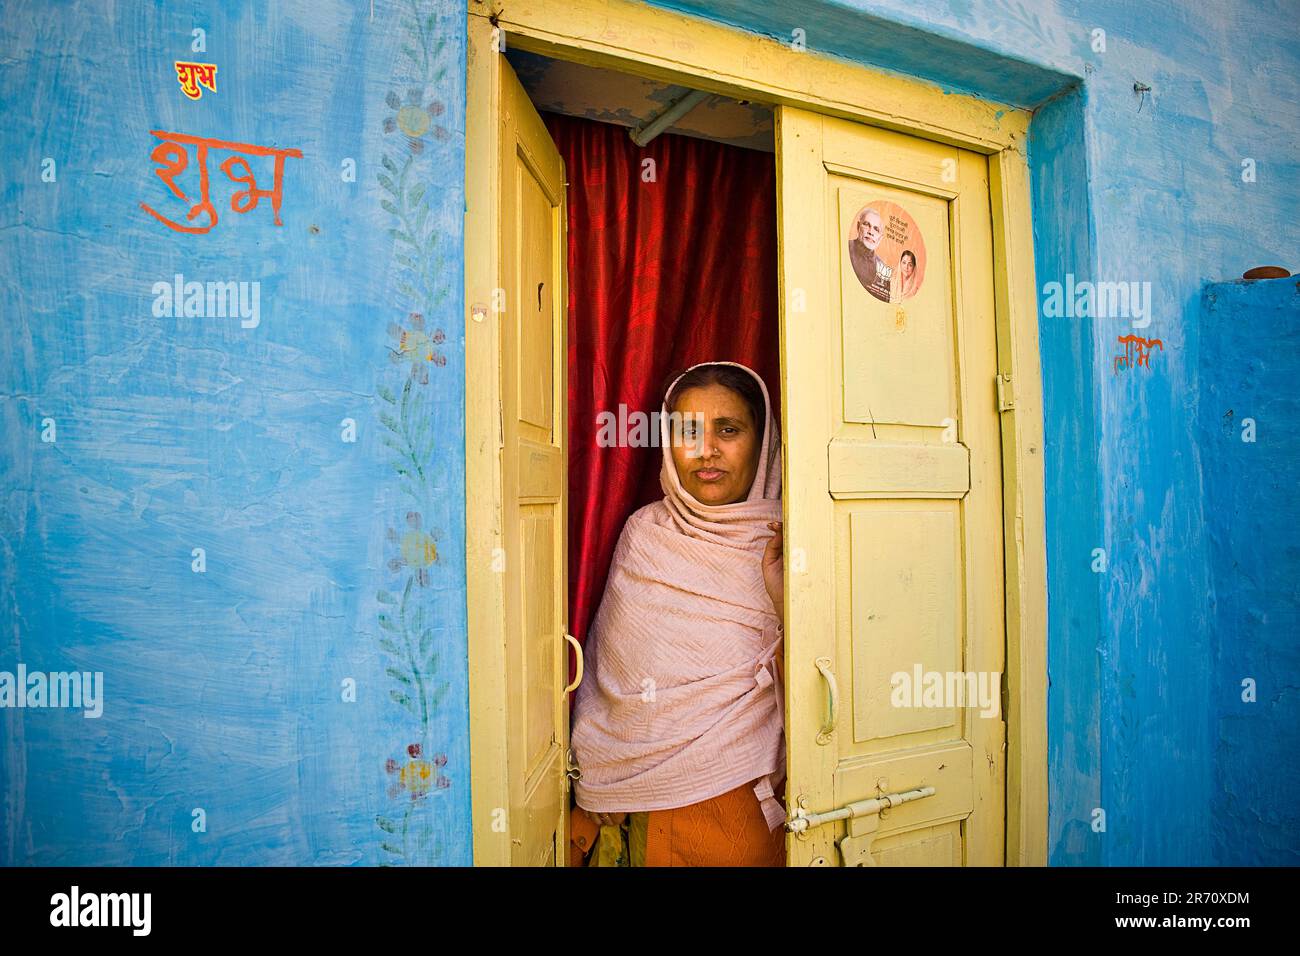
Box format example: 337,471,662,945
563,633,583,693
815,656,837,745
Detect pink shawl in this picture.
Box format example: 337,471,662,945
570,361,787,831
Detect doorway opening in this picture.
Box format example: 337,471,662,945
503,47,784,867
503,49,780,701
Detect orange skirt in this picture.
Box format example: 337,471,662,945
569,776,786,867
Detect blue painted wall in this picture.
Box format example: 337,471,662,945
649,0,1300,864
1199,277,1300,866
0,0,471,864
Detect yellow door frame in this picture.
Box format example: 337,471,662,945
464,0,1048,866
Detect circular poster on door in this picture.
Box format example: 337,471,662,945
846,200,927,304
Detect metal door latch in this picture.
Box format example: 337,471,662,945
564,747,582,783
786,785,936,866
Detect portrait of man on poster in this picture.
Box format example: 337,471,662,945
847,206,893,302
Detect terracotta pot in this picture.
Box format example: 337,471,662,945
1242,265,1291,280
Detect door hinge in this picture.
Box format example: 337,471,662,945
996,373,1015,413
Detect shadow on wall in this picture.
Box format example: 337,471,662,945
1028,86,1105,867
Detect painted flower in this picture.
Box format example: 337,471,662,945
387,511,438,586
384,88,449,154
388,312,447,384
386,744,450,802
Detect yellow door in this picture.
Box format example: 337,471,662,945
776,106,1007,866
498,57,570,866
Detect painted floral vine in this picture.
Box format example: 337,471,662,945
373,0,454,866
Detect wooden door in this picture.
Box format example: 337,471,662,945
498,57,569,866
776,106,1007,866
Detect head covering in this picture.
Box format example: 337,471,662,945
658,361,783,547
570,361,787,831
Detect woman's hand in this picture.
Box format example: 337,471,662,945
584,808,627,827
763,521,784,626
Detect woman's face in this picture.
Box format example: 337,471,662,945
901,254,915,278
669,383,760,506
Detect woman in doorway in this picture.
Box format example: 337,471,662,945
567,361,787,867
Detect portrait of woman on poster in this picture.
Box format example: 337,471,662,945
892,248,919,302
566,361,788,867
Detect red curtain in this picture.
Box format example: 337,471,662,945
541,111,780,681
